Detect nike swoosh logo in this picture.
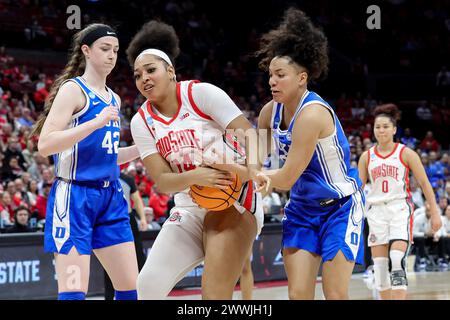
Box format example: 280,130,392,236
118,188,122,192
93,101,100,105
107,31,115,35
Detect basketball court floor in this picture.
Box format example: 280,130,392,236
88,270,450,300
163,271,450,300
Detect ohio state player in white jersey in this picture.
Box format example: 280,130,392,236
127,20,263,300
359,104,441,300
135,79,262,214
366,142,410,205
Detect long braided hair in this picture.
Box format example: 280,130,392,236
31,23,109,136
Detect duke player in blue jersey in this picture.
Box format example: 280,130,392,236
31,24,140,300
254,8,365,299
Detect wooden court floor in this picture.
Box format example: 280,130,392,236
166,271,450,300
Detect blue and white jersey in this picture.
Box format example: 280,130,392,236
53,76,120,182
270,90,361,207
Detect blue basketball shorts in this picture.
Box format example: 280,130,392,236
282,189,365,264
44,179,134,255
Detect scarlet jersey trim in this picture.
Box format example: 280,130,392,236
187,80,212,120
374,143,399,159
399,145,409,169
138,108,155,139
146,82,182,125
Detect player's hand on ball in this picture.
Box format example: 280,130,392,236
192,166,234,190
255,171,271,193
94,105,119,128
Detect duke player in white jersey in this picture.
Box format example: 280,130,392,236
32,24,140,300
358,103,441,299
255,8,365,300
127,20,264,299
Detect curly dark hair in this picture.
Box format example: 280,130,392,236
256,7,329,82
126,20,180,66
374,103,400,125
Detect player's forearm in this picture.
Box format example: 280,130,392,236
265,168,297,190
420,181,440,214
133,194,146,221
156,170,198,194
210,163,251,182
38,119,100,157
117,145,140,165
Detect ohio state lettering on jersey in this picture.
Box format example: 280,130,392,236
136,80,230,175
156,129,202,159
370,164,399,181
366,143,411,205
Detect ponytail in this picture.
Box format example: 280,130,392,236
30,23,110,137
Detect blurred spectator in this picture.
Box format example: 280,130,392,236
24,17,47,42
3,136,27,170
436,65,450,98
360,123,372,141
33,79,51,111
138,181,150,206
416,102,433,122
419,131,440,153
27,152,48,181
21,172,31,189
16,107,34,129
14,178,30,207
400,128,418,150
4,157,24,182
22,140,36,167
351,99,365,120
5,206,33,233
438,197,449,214
262,189,282,215
26,179,38,209
439,153,449,177
149,184,170,223
144,207,162,231
413,202,448,271
134,161,153,193
37,168,53,195
335,92,353,123
35,182,52,221
0,191,13,226
426,151,445,182
444,182,450,200
0,123,13,144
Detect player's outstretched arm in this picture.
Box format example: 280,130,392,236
141,153,234,193
258,104,326,190
117,145,140,165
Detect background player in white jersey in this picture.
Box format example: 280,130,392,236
255,8,365,300
358,103,441,299
32,24,140,300
127,20,264,299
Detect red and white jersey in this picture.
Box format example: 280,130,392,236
131,80,244,207
366,143,411,205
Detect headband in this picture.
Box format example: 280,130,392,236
136,49,173,66
80,26,118,46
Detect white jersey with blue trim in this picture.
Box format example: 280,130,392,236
270,90,361,207
53,76,120,182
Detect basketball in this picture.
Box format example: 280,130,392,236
190,172,243,211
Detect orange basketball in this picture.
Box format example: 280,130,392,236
189,173,243,211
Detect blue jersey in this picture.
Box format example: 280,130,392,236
270,90,361,208
53,76,120,182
